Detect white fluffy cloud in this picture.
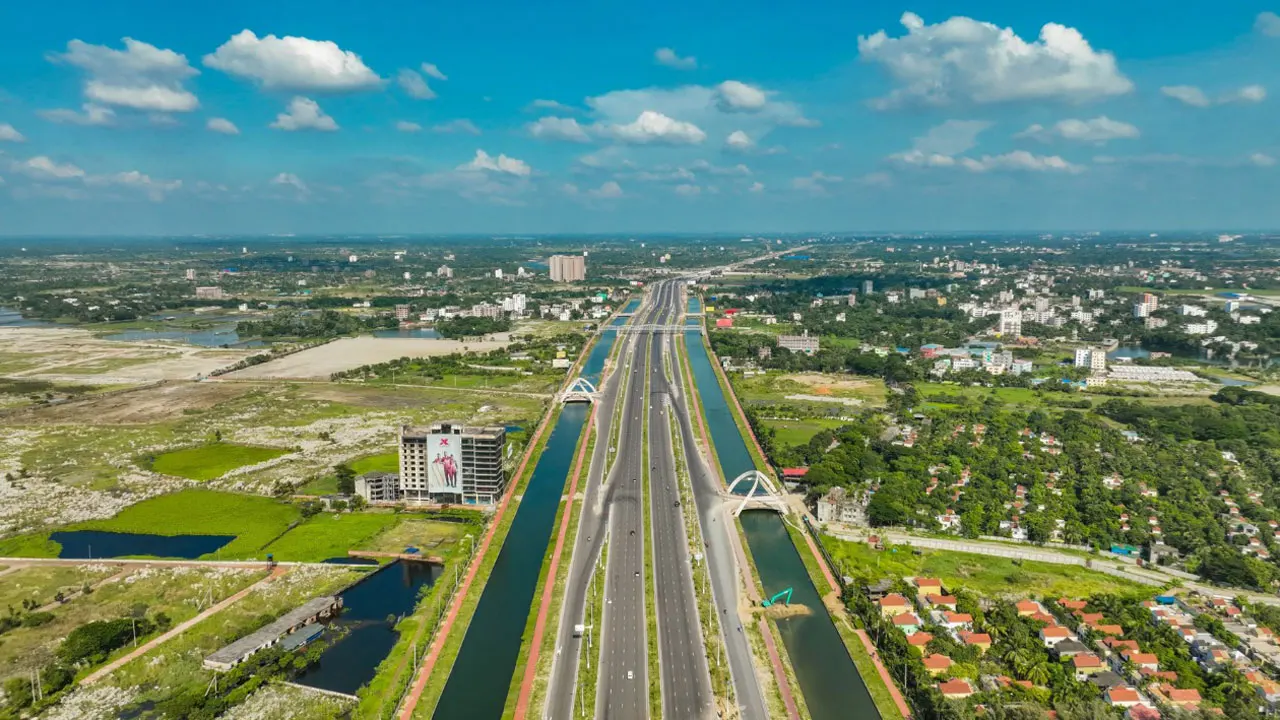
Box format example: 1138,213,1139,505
674,183,701,197
1250,153,1277,167
913,120,991,155
270,97,338,131
421,63,447,81
270,172,309,193
725,130,754,151
1016,116,1139,143
86,170,182,200
0,123,24,142
748,181,764,193
396,120,422,133
585,85,813,151
51,38,199,113
17,156,86,180
859,12,1132,108
433,119,480,135
960,151,1082,173
792,171,843,193
1163,84,1267,107
588,180,624,198
459,149,531,177
38,104,116,126
204,30,381,92
716,81,768,112
1257,11,1280,36
528,99,577,113
602,110,706,145
397,69,436,99
655,48,697,70
206,117,239,135
528,116,591,143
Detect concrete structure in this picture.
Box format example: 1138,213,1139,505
777,331,820,355
998,309,1022,338
400,422,506,504
354,471,401,502
1133,292,1159,318
816,486,870,525
436,265,453,279
549,254,586,282
862,279,874,295
1074,347,1107,373
195,286,225,300
1108,366,1200,384
204,596,341,671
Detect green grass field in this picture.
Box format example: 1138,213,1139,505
149,442,287,481
262,512,402,561
74,489,301,558
762,417,850,446
825,535,1155,600
735,371,886,406
350,451,398,474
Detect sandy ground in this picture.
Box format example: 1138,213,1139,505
0,326,247,383
787,372,878,395
226,335,511,380
12,381,255,425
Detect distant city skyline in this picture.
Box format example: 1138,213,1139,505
1,1,1278,234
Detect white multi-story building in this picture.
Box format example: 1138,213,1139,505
399,423,506,505
778,332,820,355
1184,320,1219,335
1074,347,1107,372
436,265,454,279
1133,292,1159,318
816,487,870,525
998,309,1022,339
549,254,587,282
1179,305,1207,317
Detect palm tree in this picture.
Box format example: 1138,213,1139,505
1025,660,1052,686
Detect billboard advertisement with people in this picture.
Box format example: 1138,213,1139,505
427,434,463,494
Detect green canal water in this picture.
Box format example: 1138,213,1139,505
433,330,616,719
684,331,881,720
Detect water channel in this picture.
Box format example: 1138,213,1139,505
432,327,615,719
296,560,443,696
50,530,234,559
683,330,880,720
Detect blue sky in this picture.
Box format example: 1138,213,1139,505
0,1,1278,235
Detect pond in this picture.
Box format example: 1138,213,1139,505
0,307,53,327
294,560,443,696
50,530,235,560
372,328,443,339
103,326,264,348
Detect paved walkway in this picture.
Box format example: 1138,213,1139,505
853,629,912,719
757,618,800,720
82,565,288,685
512,405,597,720
397,330,602,719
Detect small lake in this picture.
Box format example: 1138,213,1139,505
0,308,53,328
294,560,443,696
624,298,641,313
103,326,264,348
372,328,443,339
50,530,235,559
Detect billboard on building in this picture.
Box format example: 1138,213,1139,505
427,434,463,494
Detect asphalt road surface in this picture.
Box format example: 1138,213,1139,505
647,320,714,718
665,282,770,720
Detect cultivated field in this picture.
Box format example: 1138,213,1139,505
227,335,512,379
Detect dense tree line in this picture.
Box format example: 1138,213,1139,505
433,316,510,339
236,309,397,339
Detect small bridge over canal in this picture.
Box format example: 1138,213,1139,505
726,470,790,516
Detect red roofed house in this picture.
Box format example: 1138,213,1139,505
1140,668,1178,682
961,632,992,652
1016,600,1046,616
1077,612,1105,625
922,654,953,675
1041,625,1073,646
1073,653,1105,680
1159,685,1201,709
1059,599,1088,611
938,678,975,699
1106,686,1143,708
940,611,974,630
1122,651,1159,673
715,318,734,328
925,594,958,610
780,467,809,480
1092,624,1124,637
912,577,943,597
1103,638,1140,653
1126,705,1161,720
878,594,910,618
907,632,933,651
892,613,922,634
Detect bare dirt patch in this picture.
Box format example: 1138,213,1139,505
226,335,511,380
0,327,247,384
15,381,254,425
788,373,878,395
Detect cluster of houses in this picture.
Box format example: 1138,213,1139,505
923,343,1034,377
873,579,1280,717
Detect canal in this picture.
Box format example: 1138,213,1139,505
296,560,443,696
683,330,880,720
433,328,615,719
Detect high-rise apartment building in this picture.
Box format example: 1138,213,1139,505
399,423,506,505
549,254,586,282
862,280,874,295
1133,292,1159,318
1074,347,1107,373
998,309,1022,339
